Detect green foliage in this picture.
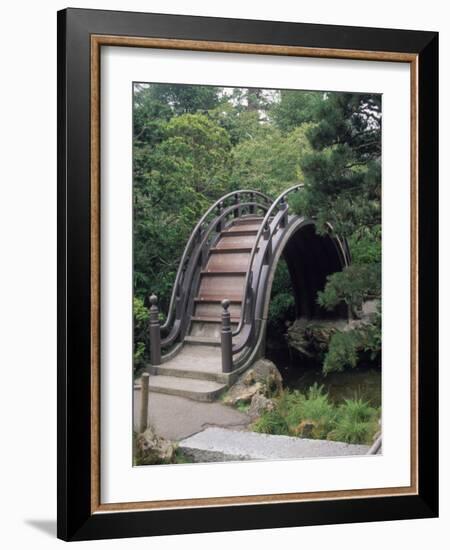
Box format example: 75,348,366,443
317,264,381,317
252,410,290,435
328,399,379,444
323,331,360,374
290,92,381,238
230,126,311,196
349,225,381,265
251,385,379,444
272,91,324,132
267,259,295,337
133,297,149,372
323,304,381,374
133,83,382,374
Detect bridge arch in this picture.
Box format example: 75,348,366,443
151,186,350,379
251,217,349,364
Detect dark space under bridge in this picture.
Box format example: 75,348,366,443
146,185,351,402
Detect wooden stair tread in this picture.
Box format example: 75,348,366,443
233,217,264,225
209,247,253,254
194,297,242,303
200,270,246,276
221,228,258,236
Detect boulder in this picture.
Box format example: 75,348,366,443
135,426,176,465
242,358,283,395
223,358,283,407
222,382,263,406
248,393,276,419
287,318,347,360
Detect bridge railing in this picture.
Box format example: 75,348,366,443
151,189,272,360
231,183,305,355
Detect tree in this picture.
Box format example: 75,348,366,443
291,92,382,372
272,90,324,132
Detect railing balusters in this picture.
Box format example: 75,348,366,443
249,191,255,214
234,193,240,218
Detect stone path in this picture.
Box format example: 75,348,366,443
179,427,370,462
133,389,251,441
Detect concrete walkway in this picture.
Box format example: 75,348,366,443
133,389,251,441
179,427,370,462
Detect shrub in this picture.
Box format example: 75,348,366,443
252,410,290,435
133,296,149,372
323,330,360,374
328,398,379,444
250,387,380,445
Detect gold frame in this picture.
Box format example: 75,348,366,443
90,35,419,514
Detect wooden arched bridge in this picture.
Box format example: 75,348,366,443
146,185,350,401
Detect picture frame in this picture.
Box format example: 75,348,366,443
57,7,438,541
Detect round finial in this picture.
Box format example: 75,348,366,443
221,298,230,311
149,294,158,306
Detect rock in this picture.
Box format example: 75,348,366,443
135,426,176,465
248,393,276,419
223,359,283,407
244,359,283,395
287,318,347,360
223,382,263,406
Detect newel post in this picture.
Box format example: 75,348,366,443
220,299,233,373
149,294,161,366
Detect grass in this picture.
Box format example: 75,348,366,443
251,384,380,445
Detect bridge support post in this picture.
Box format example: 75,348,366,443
220,299,233,373
149,294,161,366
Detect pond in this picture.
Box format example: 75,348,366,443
267,348,381,408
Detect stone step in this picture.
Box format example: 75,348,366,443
151,363,227,383
184,335,221,346
139,375,227,402
179,427,371,462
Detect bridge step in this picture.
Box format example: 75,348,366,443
221,228,258,236
200,270,246,276
205,251,250,272
143,374,227,402
184,335,221,346
195,293,243,302
189,320,224,339
191,316,239,323
215,234,257,249
209,247,253,254
151,344,227,383
233,217,264,226
197,274,245,299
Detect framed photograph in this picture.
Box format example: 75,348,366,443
57,8,438,541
